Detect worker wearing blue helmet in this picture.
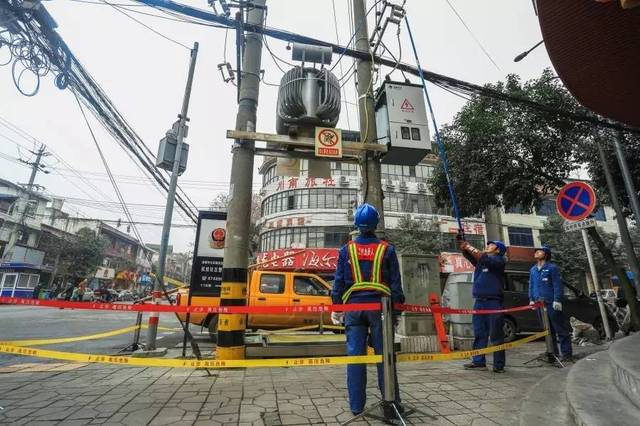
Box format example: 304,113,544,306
332,203,405,416
458,236,507,372
529,245,573,362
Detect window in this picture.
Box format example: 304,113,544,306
508,275,529,293
262,165,279,186
401,126,411,140
535,199,556,217
441,234,485,252
259,274,285,294
17,273,39,289
294,276,330,296
508,227,534,247
411,127,421,141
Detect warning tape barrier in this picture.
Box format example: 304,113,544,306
0,297,543,316
0,325,177,347
0,331,548,369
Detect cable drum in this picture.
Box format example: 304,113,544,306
276,66,341,135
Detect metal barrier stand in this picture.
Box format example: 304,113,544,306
342,297,435,425
524,300,564,368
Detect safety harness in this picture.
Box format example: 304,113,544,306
342,241,391,303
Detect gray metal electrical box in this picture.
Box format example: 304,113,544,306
396,254,440,337
156,132,189,175
375,81,431,166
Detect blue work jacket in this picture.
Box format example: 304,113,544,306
462,251,506,299
529,262,563,303
332,234,405,305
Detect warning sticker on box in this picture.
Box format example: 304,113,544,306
315,127,342,158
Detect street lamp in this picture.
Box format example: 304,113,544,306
514,40,544,62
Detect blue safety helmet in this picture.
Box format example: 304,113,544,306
354,203,379,232
487,240,507,256
535,245,552,259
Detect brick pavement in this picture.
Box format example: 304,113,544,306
0,341,584,425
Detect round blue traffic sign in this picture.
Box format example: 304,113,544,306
556,182,597,222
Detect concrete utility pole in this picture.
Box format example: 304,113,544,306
146,42,199,351
594,132,640,287
352,0,385,231
218,0,266,360
3,144,48,261
613,130,640,227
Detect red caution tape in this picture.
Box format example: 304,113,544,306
0,296,379,314
0,297,541,315
396,302,543,315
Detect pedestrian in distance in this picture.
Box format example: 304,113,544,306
332,203,406,417
70,285,80,302
529,245,573,362
457,235,508,373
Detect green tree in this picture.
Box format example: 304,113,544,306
538,215,625,290
386,215,443,255
430,69,590,217
56,228,107,281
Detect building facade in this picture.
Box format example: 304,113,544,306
256,157,620,275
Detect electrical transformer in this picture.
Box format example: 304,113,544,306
375,81,431,165
156,131,189,175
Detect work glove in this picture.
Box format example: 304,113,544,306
331,312,344,325
552,301,562,311
529,301,535,306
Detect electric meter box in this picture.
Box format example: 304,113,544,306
157,132,189,175
375,81,431,165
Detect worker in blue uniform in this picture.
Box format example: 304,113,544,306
458,236,507,372
332,203,405,416
529,245,573,362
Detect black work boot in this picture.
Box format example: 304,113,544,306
463,362,487,370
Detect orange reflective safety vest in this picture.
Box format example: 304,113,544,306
341,240,391,303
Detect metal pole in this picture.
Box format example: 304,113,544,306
539,302,556,355
3,145,46,261
613,130,640,226
352,0,385,232
381,296,396,403
594,133,640,288
581,229,613,340
218,0,266,360
146,42,199,351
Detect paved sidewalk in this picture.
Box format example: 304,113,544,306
0,341,598,425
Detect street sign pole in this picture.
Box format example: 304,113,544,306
580,229,613,340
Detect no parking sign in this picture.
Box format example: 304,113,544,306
556,182,597,221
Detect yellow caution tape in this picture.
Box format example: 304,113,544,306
0,344,381,368
0,325,176,347
0,331,548,369
397,331,548,362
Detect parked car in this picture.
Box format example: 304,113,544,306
117,290,135,302
442,271,618,342
81,289,95,302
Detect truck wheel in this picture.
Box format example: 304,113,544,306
207,315,219,343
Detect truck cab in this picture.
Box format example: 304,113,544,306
177,270,333,340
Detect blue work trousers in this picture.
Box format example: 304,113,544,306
345,310,400,413
544,303,572,357
471,299,505,369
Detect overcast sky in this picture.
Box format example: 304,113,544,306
0,0,553,252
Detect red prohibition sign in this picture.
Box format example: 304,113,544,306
555,182,597,221
317,129,339,147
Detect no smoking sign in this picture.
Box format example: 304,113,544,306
315,127,343,158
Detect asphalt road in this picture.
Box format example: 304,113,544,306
0,305,189,365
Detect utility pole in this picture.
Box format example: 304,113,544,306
613,130,640,226
146,41,199,351
217,0,266,360
580,228,613,340
3,144,48,261
593,130,640,289
352,0,385,231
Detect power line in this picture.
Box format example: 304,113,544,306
444,0,501,71
98,0,190,50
